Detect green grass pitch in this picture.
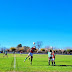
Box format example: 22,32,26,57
0,53,72,72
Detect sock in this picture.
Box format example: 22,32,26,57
48,60,50,65
29,58,30,60
54,62,55,65
31,58,32,62
24,57,28,61
30,57,32,65
52,62,53,65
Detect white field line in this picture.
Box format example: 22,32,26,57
14,54,16,69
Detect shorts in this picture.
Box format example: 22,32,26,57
48,57,52,60
28,52,33,56
52,58,55,61
50,57,52,59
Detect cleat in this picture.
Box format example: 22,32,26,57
24,60,25,62
54,64,56,66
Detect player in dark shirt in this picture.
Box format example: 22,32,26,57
24,46,36,65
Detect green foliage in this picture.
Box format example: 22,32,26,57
17,44,22,47
10,47,16,51
67,49,72,54
67,49,70,52
70,50,72,52
24,46,30,52
40,48,45,51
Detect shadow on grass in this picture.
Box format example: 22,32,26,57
32,64,72,67
55,65,72,67
56,61,71,62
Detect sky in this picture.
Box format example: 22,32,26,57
0,0,72,49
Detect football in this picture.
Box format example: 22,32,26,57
33,42,35,45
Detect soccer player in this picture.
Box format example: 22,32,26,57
48,49,52,65
24,46,36,65
52,50,55,66
3,50,5,55
3,50,8,58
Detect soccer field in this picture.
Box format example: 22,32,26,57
0,54,72,72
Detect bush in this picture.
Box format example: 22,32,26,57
10,47,16,51
67,49,71,53
40,48,45,51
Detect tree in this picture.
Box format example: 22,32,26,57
40,48,45,51
10,47,16,51
23,46,30,52
67,49,71,53
63,50,67,54
67,49,72,54
61,49,65,54
36,41,43,53
17,44,22,48
36,41,43,50
45,46,54,50
70,50,72,54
